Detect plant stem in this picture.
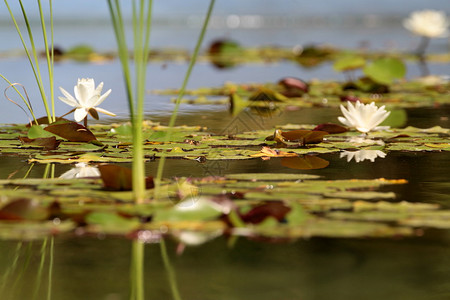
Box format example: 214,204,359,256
415,36,430,57
107,0,135,121
107,0,153,203
0,74,39,124
38,0,55,122
18,0,52,123
154,0,216,193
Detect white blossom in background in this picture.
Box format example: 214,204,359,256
403,10,449,38
59,78,115,122
59,163,100,179
338,101,391,133
340,150,387,163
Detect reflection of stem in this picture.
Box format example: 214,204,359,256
160,239,182,300
47,237,54,300
33,239,48,300
1,242,23,294
415,36,430,77
11,242,33,295
418,56,430,77
130,240,144,300
415,36,430,57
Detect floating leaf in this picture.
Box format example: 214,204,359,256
250,146,298,158
354,77,390,93
26,116,70,127
268,129,328,144
278,77,309,97
333,54,366,71
44,121,97,142
110,124,133,136
249,88,288,102
313,123,348,134
226,173,320,181
285,202,310,225
229,93,248,115
363,57,406,85
339,94,360,103
208,39,243,69
19,136,60,150
380,109,407,128
65,44,95,61
28,124,57,139
295,45,336,68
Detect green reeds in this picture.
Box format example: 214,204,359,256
155,0,216,193
108,0,215,202
3,0,55,124
107,0,152,204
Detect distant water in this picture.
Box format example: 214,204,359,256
0,0,449,124
1,0,449,19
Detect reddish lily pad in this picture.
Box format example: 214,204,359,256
19,136,61,150
44,121,97,142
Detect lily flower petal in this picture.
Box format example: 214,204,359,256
338,101,390,133
58,87,78,107
58,78,115,123
74,108,89,122
95,106,117,117
92,88,112,107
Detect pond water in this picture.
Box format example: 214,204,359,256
1,2,450,300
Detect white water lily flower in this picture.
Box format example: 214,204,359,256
58,78,115,122
340,150,387,163
59,163,101,179
403,10,449,38
338,101,390,133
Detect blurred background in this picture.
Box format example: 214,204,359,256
0,0,449,124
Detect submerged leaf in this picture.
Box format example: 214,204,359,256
241,202,290,224
281,156,330,170
85,211,140,234
0,199,49,221
98,164,154,191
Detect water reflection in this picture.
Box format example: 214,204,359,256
340,150,387,163
281,155,329,170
